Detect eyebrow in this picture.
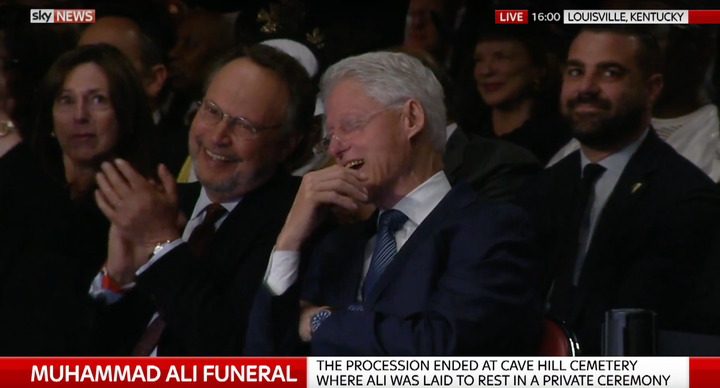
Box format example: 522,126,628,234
564,60,627,72
60,88,107,94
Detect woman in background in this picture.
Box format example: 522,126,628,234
0,44,158,355
457,25,569,165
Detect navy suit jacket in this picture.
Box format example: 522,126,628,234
246,182,544,355
515,130,720,354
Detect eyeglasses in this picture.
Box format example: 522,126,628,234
196,100,283,139
313,103,404,156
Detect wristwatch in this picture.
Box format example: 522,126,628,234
150,240,173,258
0,120,15,137
310,309,332,334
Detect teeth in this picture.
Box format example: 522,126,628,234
344,160,364,169
206,149,231,162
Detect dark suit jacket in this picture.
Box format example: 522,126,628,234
515,130,720,354
444,126,541,200
97,170,300,355
246,182,544,356
0,143,100,355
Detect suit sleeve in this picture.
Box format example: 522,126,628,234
469,144,542,201
133,223,278,355
308,204,544,355
244,224,335,356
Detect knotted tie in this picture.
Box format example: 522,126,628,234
549,163,606,321
131,203,227,356
349,210,408,312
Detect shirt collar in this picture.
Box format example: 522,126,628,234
446,123,458,140
580,127,649,176
379,171,452,227
190,187,242,221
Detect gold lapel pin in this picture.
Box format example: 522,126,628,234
631,182,643,193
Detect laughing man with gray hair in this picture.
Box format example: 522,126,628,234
245,51,543,356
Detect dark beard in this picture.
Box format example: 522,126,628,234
563,92,646,150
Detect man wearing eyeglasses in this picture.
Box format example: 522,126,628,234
245,52,543,356
88,44,314,356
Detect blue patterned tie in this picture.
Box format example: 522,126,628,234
349,210,408,311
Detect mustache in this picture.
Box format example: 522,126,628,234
567,93,613,111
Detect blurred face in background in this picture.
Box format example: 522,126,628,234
79,17,145,76
52,62,120,165
79,17,167,101
404,0,447,56
474,39,539,109
168,10,232,95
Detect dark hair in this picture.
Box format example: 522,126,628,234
205,44,316,137
476,24,558,81
455,24,563,132
577,25,662,78
32,44,158,184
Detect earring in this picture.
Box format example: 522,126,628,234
50,132,56,138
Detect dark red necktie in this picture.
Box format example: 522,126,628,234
131,203,227,356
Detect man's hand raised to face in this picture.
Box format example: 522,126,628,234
95,160,181,263
275,165,368,252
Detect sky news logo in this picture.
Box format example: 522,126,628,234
30,9,95,23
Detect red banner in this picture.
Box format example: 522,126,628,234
0,358,307,388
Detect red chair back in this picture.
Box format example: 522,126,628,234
538,318,580,356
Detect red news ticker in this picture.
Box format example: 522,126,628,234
688,10,720,24
0,358,306,387
495,10,529,24
1,357,720,387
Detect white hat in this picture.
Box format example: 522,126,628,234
261,38,319,78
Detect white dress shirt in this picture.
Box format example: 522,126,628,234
264,171,452,299
446,123,458,140
88,188,241,356
548,105,720,182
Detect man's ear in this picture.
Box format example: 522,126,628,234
402,99,426,141
647,73,664,109
144,64,168,99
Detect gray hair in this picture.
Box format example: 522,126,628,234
320,51,447,153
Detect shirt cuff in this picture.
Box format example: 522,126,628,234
135,238,184,276
264,247,301,296
88,270,135,305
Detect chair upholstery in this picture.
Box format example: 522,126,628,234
539,318,580,356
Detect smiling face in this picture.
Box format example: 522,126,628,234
189,57,295,202
325,79,412,203
561,31,660,148
474,39,538,108
52,62,119,165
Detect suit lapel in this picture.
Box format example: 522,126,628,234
338,214,378,305
364,184,477,309
572,131,664,319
